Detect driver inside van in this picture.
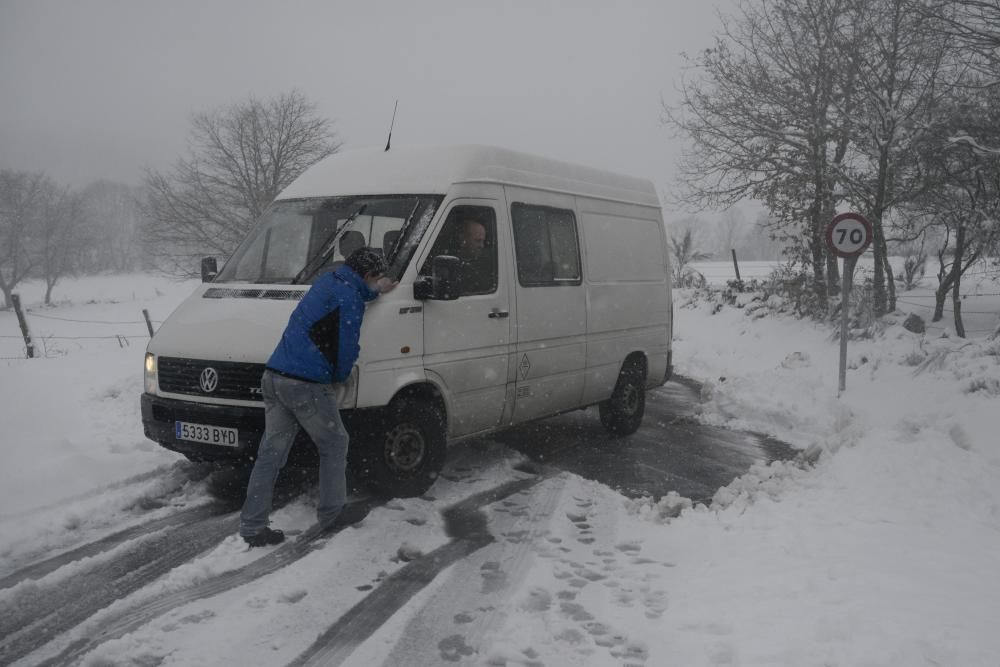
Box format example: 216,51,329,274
453,217,495,294
421,213,496,295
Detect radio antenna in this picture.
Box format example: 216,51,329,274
384,100,398,152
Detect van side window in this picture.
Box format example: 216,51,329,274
511,203,581,287
420,205,498,296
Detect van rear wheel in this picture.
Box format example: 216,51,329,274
354,399,446,498
599,362,646,436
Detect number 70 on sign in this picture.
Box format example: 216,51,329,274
826,213,873,258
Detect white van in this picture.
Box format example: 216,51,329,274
141,145,673,497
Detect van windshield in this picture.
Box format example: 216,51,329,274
214,195,442,284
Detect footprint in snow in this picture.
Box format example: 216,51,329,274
520,586,552,612
438,634,476,662
278,589,308,604
480,561,507,593
615,541,642,555
161,609,215,632
559,601,595,622
610,639,649,663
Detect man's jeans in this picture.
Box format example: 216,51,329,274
240,370,348,537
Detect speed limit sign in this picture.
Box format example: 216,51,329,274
826,213,873,257
827,212,873,394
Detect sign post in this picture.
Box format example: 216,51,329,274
826,213,873,395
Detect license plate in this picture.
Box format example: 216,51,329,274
175,421,239,447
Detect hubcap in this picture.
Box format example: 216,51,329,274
384,423,426,472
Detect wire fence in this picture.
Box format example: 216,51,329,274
1,308,164,359
24,312,159,325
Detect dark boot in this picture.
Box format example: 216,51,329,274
243,526,285,547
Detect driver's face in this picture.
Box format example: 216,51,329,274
459,221,486,259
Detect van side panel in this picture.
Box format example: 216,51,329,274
579,200,671,406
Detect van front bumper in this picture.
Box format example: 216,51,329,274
141,393,266,462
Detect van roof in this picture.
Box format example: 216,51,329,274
278,144,660,208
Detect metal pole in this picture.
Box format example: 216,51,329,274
838,256,857,395
731,249,742,288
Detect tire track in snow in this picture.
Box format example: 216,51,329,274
0,502,228,591
375,474,566,666
0,511,237,665
28,497,383,667
287,473,549,667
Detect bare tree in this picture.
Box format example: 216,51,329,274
664,0,867,312
911,84,1000,336
35,183,85,305
143,90,341,277
79,180,144,273
0,170,48,309
921,0,1000,82
836,0,958,317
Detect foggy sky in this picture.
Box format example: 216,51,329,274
0,0,729,216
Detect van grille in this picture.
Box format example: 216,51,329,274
157,357,265,402
203,288,304,300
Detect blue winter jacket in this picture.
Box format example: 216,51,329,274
266,266,379,384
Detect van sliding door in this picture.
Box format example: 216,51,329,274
506,187,586,423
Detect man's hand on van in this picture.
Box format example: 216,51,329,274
377,276,399,294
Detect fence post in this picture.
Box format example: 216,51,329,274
142,309,155,337
12,293,35,359
731,249,743,288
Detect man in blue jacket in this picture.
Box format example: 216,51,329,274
240,247,396,547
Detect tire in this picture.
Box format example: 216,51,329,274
353,399,447,498
598,361,646,436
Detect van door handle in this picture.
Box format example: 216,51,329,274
488,309,509,319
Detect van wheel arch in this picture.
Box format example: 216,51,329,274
599,353,647,436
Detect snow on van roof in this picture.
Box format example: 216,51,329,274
277,144,660,207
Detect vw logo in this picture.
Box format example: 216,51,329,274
199,367,219,393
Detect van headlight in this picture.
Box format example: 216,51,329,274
144,353,157,394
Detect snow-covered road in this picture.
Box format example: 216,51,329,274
4,272,999,665
2,376,785,666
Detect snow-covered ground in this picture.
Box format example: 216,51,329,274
1,269,999,666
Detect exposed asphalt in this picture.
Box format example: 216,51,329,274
492,376,798,503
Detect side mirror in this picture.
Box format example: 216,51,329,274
413,255,460,301
201,257,218,283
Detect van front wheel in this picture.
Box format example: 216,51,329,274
355,400,447,498
599,363,646,436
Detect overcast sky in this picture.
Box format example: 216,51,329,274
1,0,731,217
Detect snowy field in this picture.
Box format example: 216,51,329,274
1,270,999,666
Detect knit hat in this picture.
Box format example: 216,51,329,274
345,246,388,277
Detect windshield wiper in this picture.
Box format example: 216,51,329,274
385,200,421,266
292,205,367,284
